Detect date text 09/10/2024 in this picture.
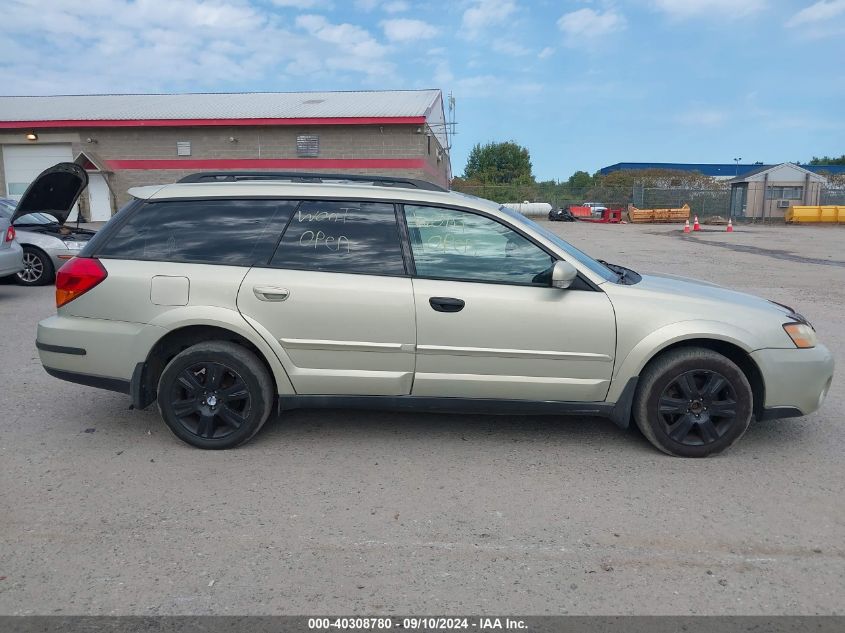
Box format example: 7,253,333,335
307,617,528,630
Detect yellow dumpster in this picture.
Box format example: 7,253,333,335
786,205,844,223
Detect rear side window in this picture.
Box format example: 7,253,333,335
95,199,296,265
269,200,405,275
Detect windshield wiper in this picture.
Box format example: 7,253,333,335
598,259,630,283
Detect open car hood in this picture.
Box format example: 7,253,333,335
11,162,89,226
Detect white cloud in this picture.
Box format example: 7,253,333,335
294,14,393,75
492,40,531,56
538,46,555,59
786,0,845,27
0,1,396,94
383,0,410,12
272,0,331,8
461,0,518,39
653,0,766,19
381,18,438,42
557,8,626,44
675,107,729,127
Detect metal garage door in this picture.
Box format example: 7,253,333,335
2,144,74,200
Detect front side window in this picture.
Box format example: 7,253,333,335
96,199,296,265
405,205,554,285
270,200,405,275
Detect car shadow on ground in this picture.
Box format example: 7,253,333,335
255,409,645,452
244,407,815,457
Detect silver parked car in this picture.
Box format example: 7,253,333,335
0,208,24,278
30,164,834,457
0,165,95,286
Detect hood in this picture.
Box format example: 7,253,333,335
11,162,89,226
631,272,792,319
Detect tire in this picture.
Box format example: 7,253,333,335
15,246,54,286
157,341,274,449
633,347,753,457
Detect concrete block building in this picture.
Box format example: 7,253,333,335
0,90,451,220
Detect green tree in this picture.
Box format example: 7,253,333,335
809,155,845,165
566,170,594,191
462,141,533,184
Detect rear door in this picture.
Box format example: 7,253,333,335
237,199,416,396
404,204,616,402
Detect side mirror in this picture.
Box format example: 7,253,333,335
551,260,578,289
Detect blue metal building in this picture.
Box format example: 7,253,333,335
599,162,845,178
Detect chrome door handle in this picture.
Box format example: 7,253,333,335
253,286,290,302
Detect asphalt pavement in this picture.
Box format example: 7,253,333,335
0,222,843,615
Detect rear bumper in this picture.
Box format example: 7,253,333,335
751,344,834,417
36,314,164,386
0,241,24,276
43,366,130,394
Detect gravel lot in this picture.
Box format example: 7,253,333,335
0,221,843,615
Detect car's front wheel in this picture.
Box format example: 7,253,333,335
633,347,753,457
157,341,274,449
16,246,54,286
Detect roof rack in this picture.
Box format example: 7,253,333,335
176,171,447,192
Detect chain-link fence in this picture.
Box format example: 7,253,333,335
452,183,732,218
452,182,845,222
820,186,845,205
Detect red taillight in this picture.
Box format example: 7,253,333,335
55,257,108,308
3,225,13,242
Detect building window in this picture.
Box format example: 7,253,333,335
296,135,319,157
176,141,191,156
767,186,804,200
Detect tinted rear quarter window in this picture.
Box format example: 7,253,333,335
269,200,405,275
95,199,296,265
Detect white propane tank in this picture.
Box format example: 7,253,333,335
501,202,553,217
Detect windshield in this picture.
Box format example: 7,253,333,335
0,200,59,224
498,206,618,282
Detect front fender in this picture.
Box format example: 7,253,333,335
606,320,759,402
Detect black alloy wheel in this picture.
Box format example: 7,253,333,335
169,361,251,441
157,341,273,449
633,347,753,457
657,370,737,446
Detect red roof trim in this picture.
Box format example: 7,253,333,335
105,157,445,181
0,116,427,129
106,158,430,170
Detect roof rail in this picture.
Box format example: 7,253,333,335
176,171,447,192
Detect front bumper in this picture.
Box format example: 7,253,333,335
0,241,24,276
45,247,80,273
751,344,834,417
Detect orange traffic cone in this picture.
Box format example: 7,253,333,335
693,215,701,231
726,218,733,233
683,219,690,233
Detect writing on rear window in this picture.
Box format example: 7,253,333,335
270,200,405,275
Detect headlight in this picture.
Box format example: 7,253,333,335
783,322,817,349
63,241,88,250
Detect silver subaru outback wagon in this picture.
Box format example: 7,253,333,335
30,163,833,457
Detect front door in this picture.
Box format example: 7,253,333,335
237,199,416,396
404,204,616,402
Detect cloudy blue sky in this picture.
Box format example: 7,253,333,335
1,0,843,180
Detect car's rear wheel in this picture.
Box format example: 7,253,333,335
633,347,753,457
157,341,273,449
16,246,54,286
